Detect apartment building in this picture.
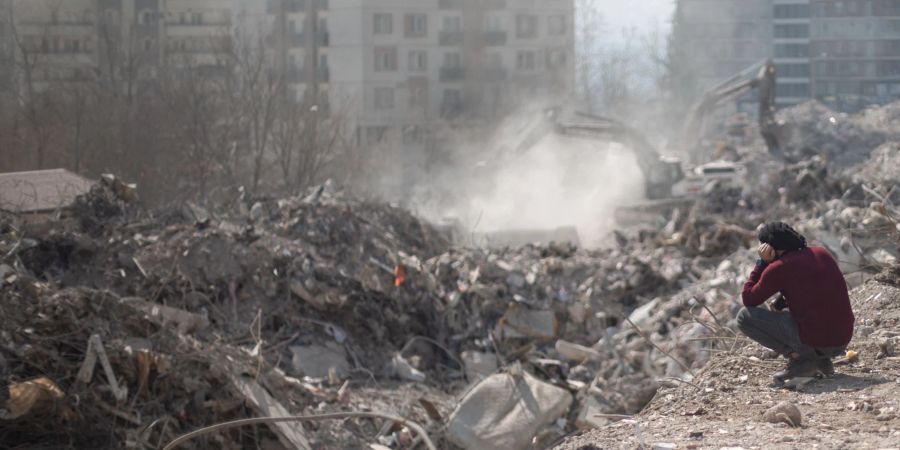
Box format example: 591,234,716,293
810,0,900,109
267,0,575,152
676,0,900,111
671,0,774,113
6,0,233,92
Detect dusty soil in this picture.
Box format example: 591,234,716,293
556,281,900,450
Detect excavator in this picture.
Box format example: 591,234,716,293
515,58,782,203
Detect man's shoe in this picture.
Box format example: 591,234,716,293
818,358,835,376
773,357,818,385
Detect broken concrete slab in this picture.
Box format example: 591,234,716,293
556,340,602,362
446,365,573,450
496,307,557,340
290,342,350,379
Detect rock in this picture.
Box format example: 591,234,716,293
652,443,677,450
627,298,660,328
763,401,802,427
496,307,557,340
446,366,573,450
389,354,426,382
460,351,499,382
555,340,602,362
575,396,607,430
290,342,349,379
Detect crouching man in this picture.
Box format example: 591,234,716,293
736,222,854,385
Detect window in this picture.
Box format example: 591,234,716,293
774,4,810,19
776,63,810,78
374,47,397,71
485,15,505,31
443,52,461,68
405,14,427,37
516,50,536,70
408,50,427,71
144,38,153,52
374,13,392,34
548,15,565,36
776,83,810,98
775,43,809,58
374,87,394,109
191,12,203,25
547,49,567,68
365,126,388,145
442,16,462,32
139,10,155,25
516,15,538,38
403,126,425,144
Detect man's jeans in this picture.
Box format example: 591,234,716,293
736,307,846,360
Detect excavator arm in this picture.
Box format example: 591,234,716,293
512,108,685,200
680,59,781,160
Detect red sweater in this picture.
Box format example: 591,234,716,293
742,246,854,348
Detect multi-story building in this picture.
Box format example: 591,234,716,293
7,0,233,92
267,0,575,156
676,0,900,111
670,0,774,113
810,0,900,109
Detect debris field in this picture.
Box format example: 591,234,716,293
1,100,899,449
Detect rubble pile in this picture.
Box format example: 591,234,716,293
0,102,899,448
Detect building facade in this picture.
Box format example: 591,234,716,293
267,0,576,152
810,0,900,109
6,0,233,92
676,0,900,111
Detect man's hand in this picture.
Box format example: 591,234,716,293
758,243,777,263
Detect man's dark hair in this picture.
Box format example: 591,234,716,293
758,222,807,251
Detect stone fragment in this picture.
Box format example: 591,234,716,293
763,401,802,427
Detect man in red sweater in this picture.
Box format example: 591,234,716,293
737,222,855,385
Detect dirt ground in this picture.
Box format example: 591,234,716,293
555,281,900,450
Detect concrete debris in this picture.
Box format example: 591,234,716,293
1,99,899,448
446,366,573,450
460,351,499,382
763,401,802,427
290,342,350,379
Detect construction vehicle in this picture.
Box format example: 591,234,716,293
679,58,783,161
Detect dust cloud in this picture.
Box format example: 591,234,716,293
415,131,647,248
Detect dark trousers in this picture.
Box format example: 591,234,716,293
736,307,846,360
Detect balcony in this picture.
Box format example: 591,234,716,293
440,66,465,82
438,0,462,9
439,0,504,9
483,31,507,46
439,31,464,46
483,66,508,81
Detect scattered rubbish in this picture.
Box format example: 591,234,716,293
446,365,573,450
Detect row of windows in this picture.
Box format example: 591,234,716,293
774,4,810,19
361,125,428,146
811,39,900,57
775,43,809,58
818,80,900,96
23,36,93,54
774,23,810,39
373,47,567,72
777,63,811,77
813,60,900,77
372,12,566,38
776,82,810,97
